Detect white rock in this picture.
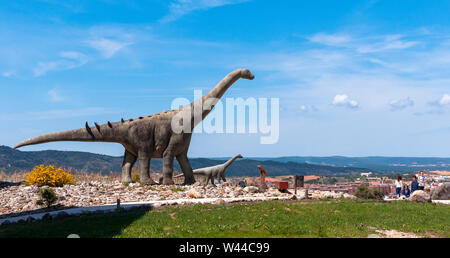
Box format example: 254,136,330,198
333,192,344,199
343,193,356,199
431,183,450,200
409,190,430,203
243,186,259,193
186,189,203,198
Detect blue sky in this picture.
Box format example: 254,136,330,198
1,0,450,157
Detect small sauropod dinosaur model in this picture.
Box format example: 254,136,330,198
174,154,243,186
257,165,269,191
14,69,254,185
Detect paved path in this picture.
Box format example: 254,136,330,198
0,196,293,225
432,200,450,205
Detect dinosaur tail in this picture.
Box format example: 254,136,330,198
14,122,118,149
173,170,204,178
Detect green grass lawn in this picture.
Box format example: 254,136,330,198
1,199,449,238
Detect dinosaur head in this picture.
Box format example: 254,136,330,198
236,154,243,159
240,69,254,80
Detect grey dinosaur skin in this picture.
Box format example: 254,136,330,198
174,154,243,186
14,69,255,185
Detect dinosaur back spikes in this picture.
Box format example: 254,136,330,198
94,122,101,132
107,121,113,128
85,122,95,138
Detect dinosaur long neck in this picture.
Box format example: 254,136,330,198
223,154,241,169
184,69,243,129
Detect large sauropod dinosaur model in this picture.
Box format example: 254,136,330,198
174,154,243,186
14,69,255,185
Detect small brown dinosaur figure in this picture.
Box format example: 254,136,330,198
257,165,268,190
14,69,255,185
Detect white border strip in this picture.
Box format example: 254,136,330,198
0,196,292,225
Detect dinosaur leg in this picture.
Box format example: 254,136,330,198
162,151,175,185
121,150,137,183
211,176,217,187
203,175,210,187
221,175,227,183
176,153,195,185
139,153,156,185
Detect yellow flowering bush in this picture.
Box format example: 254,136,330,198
26,164,74,187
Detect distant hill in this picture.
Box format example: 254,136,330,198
0,145,124,174
250,156,450,173
0,146,370,177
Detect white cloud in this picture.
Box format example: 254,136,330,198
160,0,249,23
1,71,16,77
389,97,414,111
299,105,317,112
47,89,65,102
357,34,418,53
308,33,351,46
308,33,419,53
332,94,359,109
427,94,450,111
34,51,88,76
87,38,132,58
439,94,450,106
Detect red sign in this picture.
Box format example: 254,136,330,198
276,181,289,190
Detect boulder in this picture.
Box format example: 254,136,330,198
310,192,323,200
409,190,430,203
296,191,308,200
258,184,268,193
232,188,243,197
431,183,450,200
243,186,259,193
343,193,356,199
333,192,344,199
157,190,172,197
324,191,335,198
186,189,203,198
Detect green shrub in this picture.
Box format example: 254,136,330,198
354,186,384,200
170,186,186,192
132,171,140,183
36,188,58,208
371,188,384,200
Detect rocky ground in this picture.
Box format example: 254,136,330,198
0,181,357,218
367,226,422,238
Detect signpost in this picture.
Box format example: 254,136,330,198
294,175,304,195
